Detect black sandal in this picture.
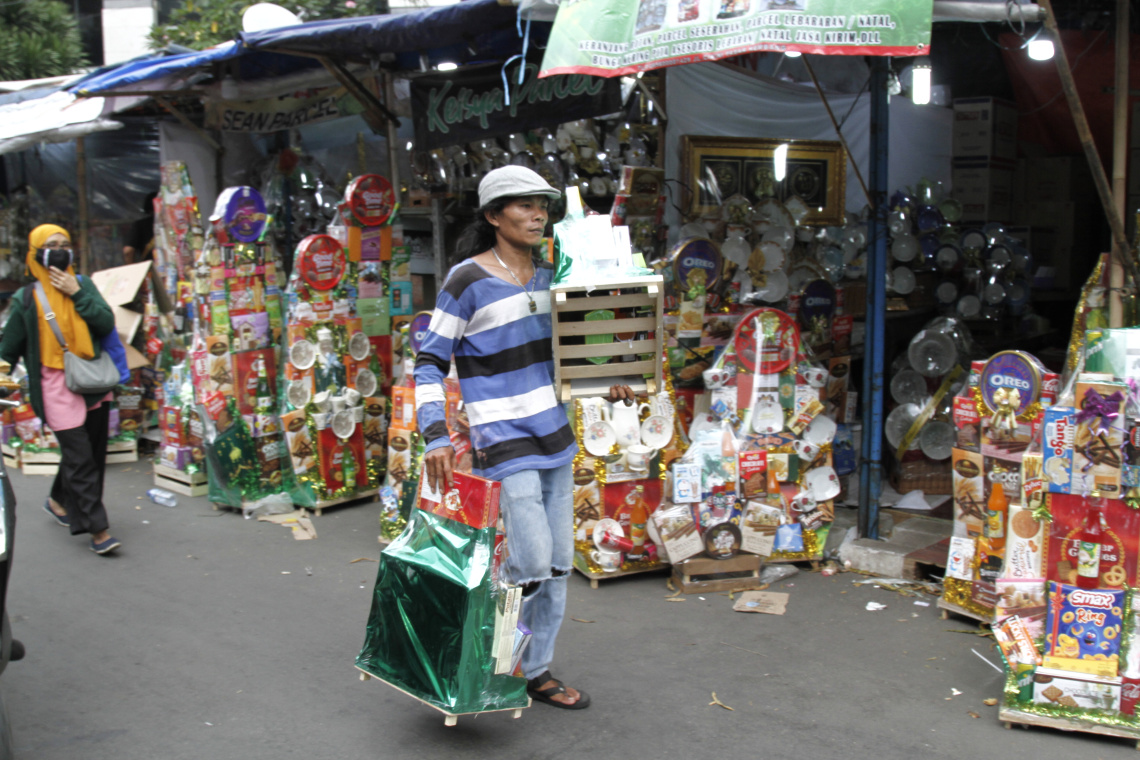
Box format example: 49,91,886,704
526,670,591,710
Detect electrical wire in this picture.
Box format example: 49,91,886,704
1020,27,1106,116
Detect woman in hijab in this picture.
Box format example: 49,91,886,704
0,224,121,555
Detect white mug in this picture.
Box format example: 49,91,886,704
702,367,731,389
789,490,817,514
625,443,658,472
590,548,622,572
312,391,332,413
344,388,362,407
793,439,821,462
802,367,829,388
603,401,652,447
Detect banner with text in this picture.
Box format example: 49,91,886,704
410,62,622,151
205,87,363,132
539,0,932,78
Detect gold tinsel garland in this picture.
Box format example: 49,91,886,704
1067,255,1107,375
941,577,994,619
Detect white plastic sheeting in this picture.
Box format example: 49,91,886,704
664,62,953,234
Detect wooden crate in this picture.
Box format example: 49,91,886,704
154,463,208,497
1,443,18,472
21,449,60,476
310,487,379,516
551,275,664,403
671,554,764,594
106,438,138,465
999,694,1140,747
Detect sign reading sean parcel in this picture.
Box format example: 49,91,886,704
410,62,622,151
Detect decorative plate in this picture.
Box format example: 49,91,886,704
289,339,316,370
331,409,356,440
803,414,837,445
287,379,311,409
592,518,624,552
583,420,617,457
348,331,371,361
640,415,672,449
355,368,378,398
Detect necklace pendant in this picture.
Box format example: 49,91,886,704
528,300,537,313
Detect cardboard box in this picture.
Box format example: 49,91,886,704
952,158,1015,223
1042,406,1077,494
1025,156,1095,203
1072,378,1126,496
952,97,1018,161
951,448,985,537
1032,667,1121,711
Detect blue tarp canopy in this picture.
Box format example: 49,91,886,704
72,0,550,96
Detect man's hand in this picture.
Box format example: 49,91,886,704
607,384,636,406
424,446,457,493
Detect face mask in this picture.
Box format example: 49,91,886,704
38,247,73,272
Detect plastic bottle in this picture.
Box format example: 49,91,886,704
984,480,1008,551
1120,592,1140,715
626,486,648,554
147,488,178,507
1077,492,1106,589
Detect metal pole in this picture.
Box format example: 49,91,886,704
76,137,90,274
1110,0,1129,327
858,57,890,539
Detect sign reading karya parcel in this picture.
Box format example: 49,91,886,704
410,62,621,151
539,0,932,78
205,87,364,132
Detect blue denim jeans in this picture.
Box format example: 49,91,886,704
498,463,573,680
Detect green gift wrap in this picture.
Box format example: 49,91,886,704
356,474,527,715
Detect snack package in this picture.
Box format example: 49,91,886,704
946,536,976,581
995,579,1047,638
1045,493,1139,589
738,499,781,556
951,448,985,537
1032,667,1122,711
652,502,703,563
1003,503,1045,579
1072,378,1126,496
1043,581,1125,677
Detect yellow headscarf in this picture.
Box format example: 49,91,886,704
26,225,95,369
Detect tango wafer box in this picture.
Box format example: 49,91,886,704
1043,582,1125,678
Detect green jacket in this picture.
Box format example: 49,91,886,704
0,277,115,421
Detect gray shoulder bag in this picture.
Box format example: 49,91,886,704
32,282,120,395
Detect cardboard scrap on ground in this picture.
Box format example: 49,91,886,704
257,509,317,540
733,591,789,615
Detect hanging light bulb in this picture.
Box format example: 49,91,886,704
1027,35,1054,61
911,57,932,105
784,50,802,58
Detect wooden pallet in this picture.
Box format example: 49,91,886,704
21,450,60,476
672,554,764,594
356,668,528,726
999,695,1140,747
572,553,668,589
937,597,994,624
106,438,139,464
903,536,950,581
310,487,379,516
154,463,208,497
551,275,664,403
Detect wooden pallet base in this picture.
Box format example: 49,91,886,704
572,554,668,589
356,668,528,726
310,488,379,516
937,597,994,624
106,439,138,464
2,444,18,471
154,463,208,497
672,554,764,594
999,696,1140,747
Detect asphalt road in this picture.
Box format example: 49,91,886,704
2,459,1138,759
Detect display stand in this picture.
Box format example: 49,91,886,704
998,694,1140,748
551,275,664,403
154,462,208,497
356,670,528,727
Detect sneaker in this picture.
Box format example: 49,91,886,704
90,536,121,555
43,499,69,528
